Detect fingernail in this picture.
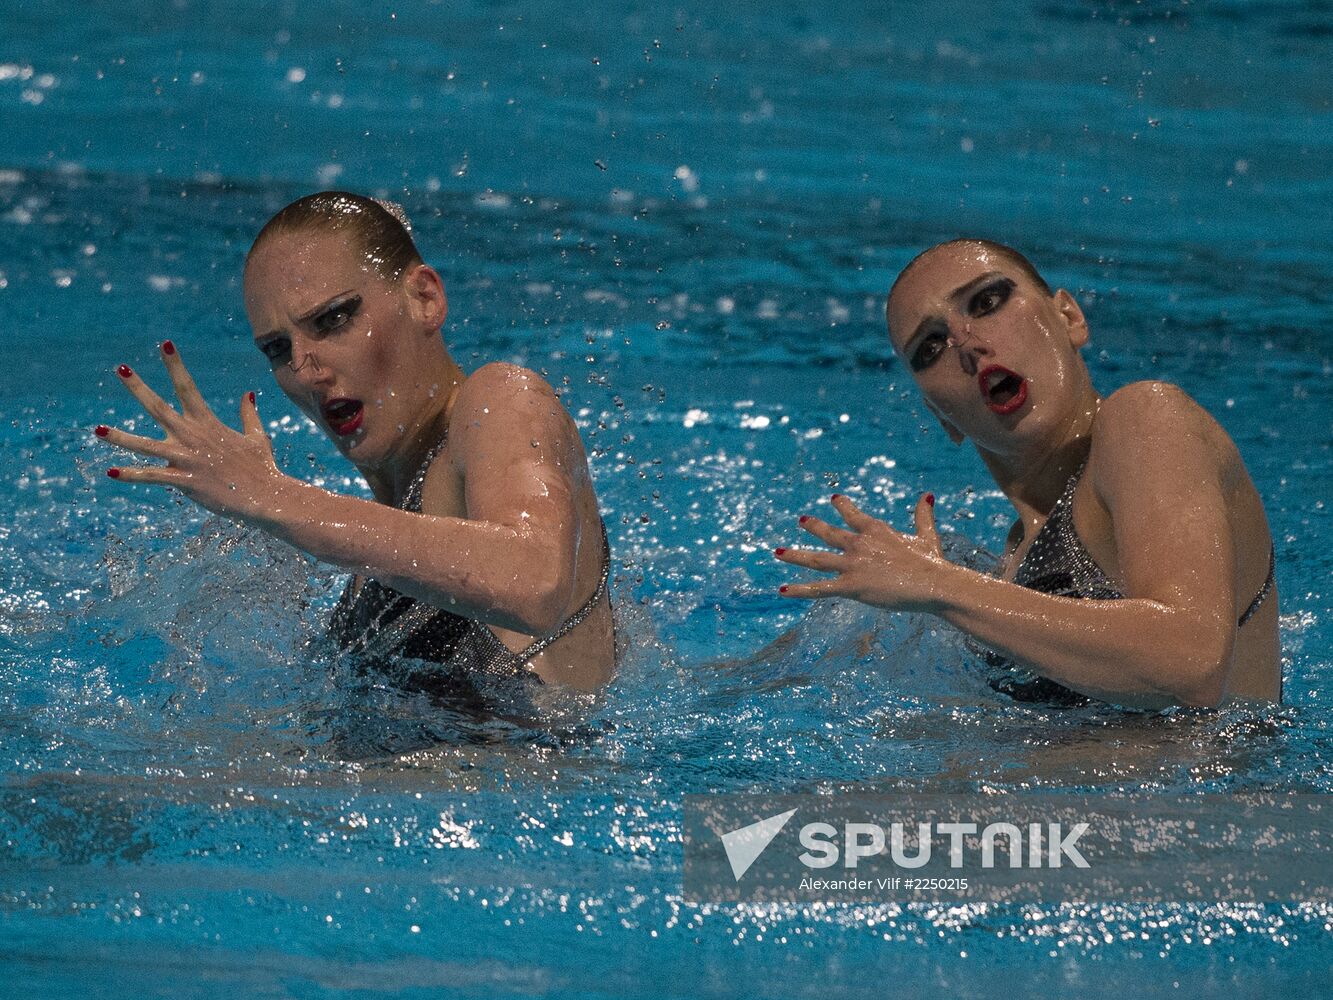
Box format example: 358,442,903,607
831,493,843,501
926,493,935,506
116,364,132,379
248,391,256,405
161,340,175,356
799,515,810,524
779,585,789,594
94,425,110,437
106,467,121,479
774,547,786,556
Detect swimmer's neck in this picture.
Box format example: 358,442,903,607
360,356,467,506
979,387,1102,525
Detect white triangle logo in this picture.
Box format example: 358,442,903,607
719,808,798,881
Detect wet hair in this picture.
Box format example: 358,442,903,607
887,238,1053,326
246,191,423,281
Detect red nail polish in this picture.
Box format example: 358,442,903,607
779,585,789,594
162,340,175,355
94,425,110,437
116,364,132,378
799,515,810,524
774,547,786,556
926,493,935,506
106,468,121,479
248,391,256,405
831,493,843,501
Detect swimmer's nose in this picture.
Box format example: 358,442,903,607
948,325,991,376
287,348,328,380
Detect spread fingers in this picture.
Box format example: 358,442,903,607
93,424,179,461
774,546,844,572
797,514,855,549
159,341,210,417
830,493,879,531
104,464,190,488
114,363,182,433
777,579,842,600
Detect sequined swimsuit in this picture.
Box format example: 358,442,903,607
991,462,1276,705
327,433,611,696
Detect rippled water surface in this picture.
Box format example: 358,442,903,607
2,1,1331,996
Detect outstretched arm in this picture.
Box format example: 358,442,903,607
100,348,587,636
249,363,588,636
777,385,1241,709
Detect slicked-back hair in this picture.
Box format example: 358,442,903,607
247,191,423,282
887,238,1054,329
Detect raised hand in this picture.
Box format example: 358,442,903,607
96,341,280,521
775,492,947,612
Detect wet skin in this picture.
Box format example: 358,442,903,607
777,241,1280,708
99,229,613,690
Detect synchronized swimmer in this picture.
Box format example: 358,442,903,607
777,240,1279,709
97,193,615,695
97,196,1280,710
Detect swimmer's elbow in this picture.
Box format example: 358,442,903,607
1177,672,1226,709
1172,633,1233,709
513,595,565,638
514,565,574,636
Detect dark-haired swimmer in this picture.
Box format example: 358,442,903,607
97,192,614,693
776,239,1279,709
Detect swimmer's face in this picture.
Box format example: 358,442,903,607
886,242,1089,452
243,227,448,469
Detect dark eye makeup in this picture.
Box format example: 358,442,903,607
909,278,1017,371
258,336,291,363
910,329,948,372
256,294,362,364
967,277,1014,317
313,294,362,333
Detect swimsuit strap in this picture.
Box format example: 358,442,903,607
1019,460,1276,629
1237,546,1276,627
399,430,451,513
331,430,455,659
508,519,612,664
377,428,609,667
1012,460,1122,600
351,520,611,673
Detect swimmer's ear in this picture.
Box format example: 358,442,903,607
403,263,448,330
1055,289,1089,349
924,398,966,446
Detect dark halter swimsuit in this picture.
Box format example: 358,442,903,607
990,462,1276,706
327,432,611,698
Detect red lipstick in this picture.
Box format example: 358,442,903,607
977,365,1029,415
322,398,364,436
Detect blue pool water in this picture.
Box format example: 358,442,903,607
2,1,1332,995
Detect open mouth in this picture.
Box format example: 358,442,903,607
322,397,364,436
977,365,1029,415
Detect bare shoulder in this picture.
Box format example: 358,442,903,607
454,361,563,415
1090,380,1235,493
450,362,579,457
1096,381,1214,439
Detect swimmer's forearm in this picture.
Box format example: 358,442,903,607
247,476,574,635
928,563,1233,708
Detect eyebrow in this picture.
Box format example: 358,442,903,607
900,271,1007,358
257,289,357,343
